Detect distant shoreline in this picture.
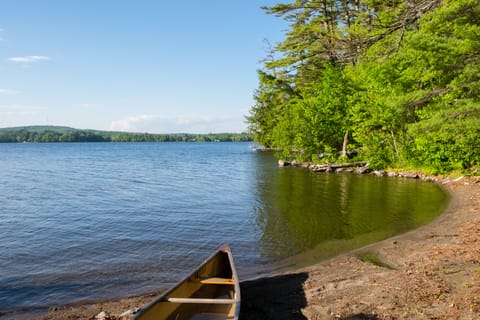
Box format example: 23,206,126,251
0,126,253,143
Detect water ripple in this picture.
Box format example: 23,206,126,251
0,142,448,312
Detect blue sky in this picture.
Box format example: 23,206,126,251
0,1,286,133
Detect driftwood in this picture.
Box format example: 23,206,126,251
310,161,367,172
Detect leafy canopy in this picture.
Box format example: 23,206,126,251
247,0,480,174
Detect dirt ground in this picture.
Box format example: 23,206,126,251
241,177,480,320
5,176,480,320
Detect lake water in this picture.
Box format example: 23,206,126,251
0,142,448,313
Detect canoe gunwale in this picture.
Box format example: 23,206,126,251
133,243,240,320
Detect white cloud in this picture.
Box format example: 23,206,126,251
0,89,20,95
109,114,246,134
8,55,50,63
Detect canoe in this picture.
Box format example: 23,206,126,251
133,244,241,320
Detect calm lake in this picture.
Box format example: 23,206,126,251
0,142,449,313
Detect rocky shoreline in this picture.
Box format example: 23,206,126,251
6,176,479,320
279,159,449,182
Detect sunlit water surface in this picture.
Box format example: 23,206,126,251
0,142,448,312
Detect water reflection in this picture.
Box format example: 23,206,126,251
252,152,449,262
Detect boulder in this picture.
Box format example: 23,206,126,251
95,311,109,320
278,160,291,167
355,167,373,174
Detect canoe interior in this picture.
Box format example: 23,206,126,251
134,246,240,320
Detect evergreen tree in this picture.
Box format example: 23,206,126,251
248,0,479,173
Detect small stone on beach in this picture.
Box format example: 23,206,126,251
95,311,109,320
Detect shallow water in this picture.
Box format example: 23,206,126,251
0,142,448,312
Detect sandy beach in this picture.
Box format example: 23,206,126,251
6,176,479,320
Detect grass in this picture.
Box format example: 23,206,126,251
358,252,395,270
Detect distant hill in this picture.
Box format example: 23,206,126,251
0,125,77,133
0,125,252,143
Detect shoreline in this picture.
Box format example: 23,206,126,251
241,176,480,319
5,176,479,320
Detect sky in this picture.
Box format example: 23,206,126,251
0,1,287,133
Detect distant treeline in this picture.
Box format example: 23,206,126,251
0,127,253,143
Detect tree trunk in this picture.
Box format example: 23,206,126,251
341,131,349,158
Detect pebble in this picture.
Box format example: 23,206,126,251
95,311,108,320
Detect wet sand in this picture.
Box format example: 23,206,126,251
5,176,479,320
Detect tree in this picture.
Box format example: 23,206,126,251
248,0,479,173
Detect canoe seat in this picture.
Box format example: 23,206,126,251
191,314,237,320
198,277,235,285
166,297,235,304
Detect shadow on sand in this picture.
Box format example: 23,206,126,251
239,272,308,320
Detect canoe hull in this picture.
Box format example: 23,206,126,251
133,244,240,320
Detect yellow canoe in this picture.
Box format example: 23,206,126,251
133,244,241,320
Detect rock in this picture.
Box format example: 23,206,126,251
423,176,438,182
278,160,291,167
311,165,327,172
355,167,373,174
387,171,399,177
119,308,140,319
373,170,387,176
95,311,109,320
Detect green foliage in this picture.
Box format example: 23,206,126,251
246,70,295,147
407,99,480,173
358,252,395,270
248,0,480,174
345,62,406,169
0,126,253,143
289,65,351,161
